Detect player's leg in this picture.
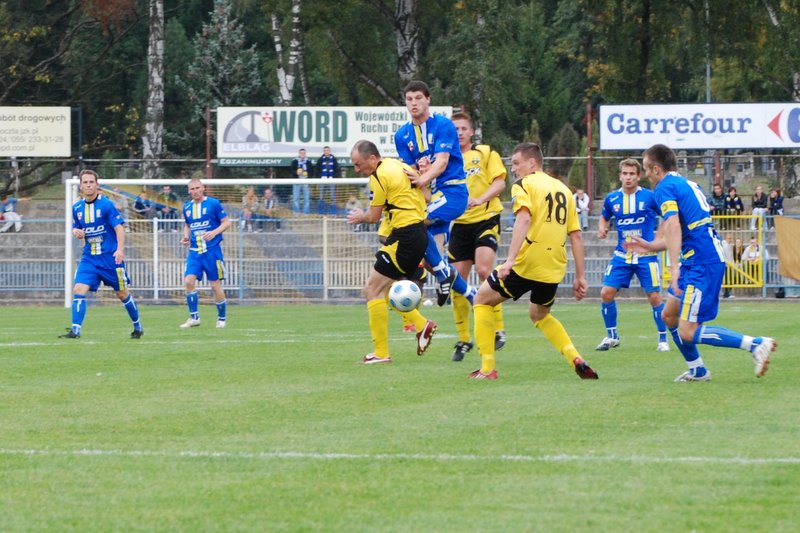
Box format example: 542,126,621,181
61,282,91,338
182,272,201,327
210,280,227,328
364,268,396,363
450,259,474,361
425,192,474,305
471,279,506,379
596,259,628,350
639,260,669,350
115,286,143,338
471,216,505,350
528,283,597,379
205,249,227,328
682,263,776,377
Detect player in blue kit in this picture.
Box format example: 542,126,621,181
596,158,669,352
60,169,143,339
628,144,776,381
180,178,231,329
395,80,476,306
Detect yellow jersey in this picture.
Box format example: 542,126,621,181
511,171,580,283
455,144,506,224
369,158,427,231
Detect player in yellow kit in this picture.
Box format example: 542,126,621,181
469,143,598,380
346,140,437,363
448,112,508,361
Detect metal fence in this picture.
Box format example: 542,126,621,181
1,214,798,306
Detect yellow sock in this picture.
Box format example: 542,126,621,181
367,299,390,357
535,313,580,366
401,313,413,328
452,292,471,343
493,303,505,331
402,308,428,331
474,304,496,373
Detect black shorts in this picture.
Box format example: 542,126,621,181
487,268,558,307
448,215,501,263
374,222,428,280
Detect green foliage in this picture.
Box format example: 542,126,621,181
1,303,798,530
547,122,580,180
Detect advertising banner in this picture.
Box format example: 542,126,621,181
599,103,800,150
0,107,71,157
216,106,452,166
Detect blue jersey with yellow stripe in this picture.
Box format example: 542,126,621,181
394,114,466,194
183,196,227,254
72,194,124,257
655,172,725,265
601,186,659,264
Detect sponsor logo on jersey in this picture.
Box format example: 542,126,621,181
84,225,106,235
617,217,646,226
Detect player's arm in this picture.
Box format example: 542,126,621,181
113,223,125,264
206,216,231,240
409,152,449,187
468,175,506,208
568,229,588,300
597,215,610,239
71,211,85,240
496,206,531,280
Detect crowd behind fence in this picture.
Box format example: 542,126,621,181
1,212,797,306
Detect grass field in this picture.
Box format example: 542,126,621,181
1,300,798,532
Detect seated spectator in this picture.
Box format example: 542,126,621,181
574,188,590,230
260,187,282,232
767,188,783,229
707,183,726,215
156,185,179,227
133,190,155,218
742,237,768,281
241,186,258,232
725,186,744,229
345,193,365,231
0,194,23,233
750,185,768,231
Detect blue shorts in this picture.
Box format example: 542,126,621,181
602,255,661,293
670,262,725,324
74,254,131,292
185,246,226,282
427,185,468,238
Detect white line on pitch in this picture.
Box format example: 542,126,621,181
1,448,798,465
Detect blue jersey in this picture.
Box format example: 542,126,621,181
183,196,228,254
72,194,124,257
394,114,466,193
602,186,660,263
655,172,725,266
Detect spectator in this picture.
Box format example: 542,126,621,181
261,187,281,232
750,185,768,231
0,194,23,233
767,187,783,229
316,145,340,215
345,193,365,231
707,183,726,215
723,237,745,299
725,186,744,229
156,185,179,221
742,237,768,282
290,148,312,214
574,188,590,230
133,190,155,218
241,186,258,232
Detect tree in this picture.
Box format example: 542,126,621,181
142,0,165,179
174,0,262,153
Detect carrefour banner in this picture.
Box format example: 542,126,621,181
599,103,800,150
217,106,452,166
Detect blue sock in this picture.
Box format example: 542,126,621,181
601,301,618,338
71,294,87,335
652,302,667,342
452,272,469,296
669,326,702,364
187,291,199,320
424,232,451,283
693,325,749,350
216,299,227,321
122,294,142,331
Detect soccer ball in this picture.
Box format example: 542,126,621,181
388,280,422,312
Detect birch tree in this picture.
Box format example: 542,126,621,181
142,0,164,180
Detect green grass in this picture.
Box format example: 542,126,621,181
1,301,798,532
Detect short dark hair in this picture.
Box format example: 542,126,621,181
352,140,381,159
403,80,430,97
451,111,472,124
512,143,543,167
642,144,677,172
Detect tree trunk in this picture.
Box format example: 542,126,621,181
394,0,418,85
142,0,164,179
